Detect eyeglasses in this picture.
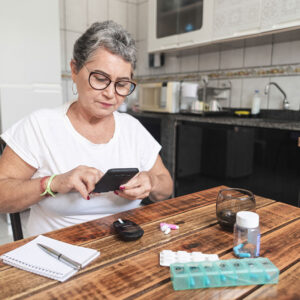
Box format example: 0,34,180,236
84,65,136,97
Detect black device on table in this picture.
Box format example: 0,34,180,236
113,219,144,241
93,168,139,193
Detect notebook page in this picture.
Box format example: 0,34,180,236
0,235,100,282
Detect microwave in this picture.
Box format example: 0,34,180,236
138,81,180,113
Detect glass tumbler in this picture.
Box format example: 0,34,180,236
216,188,256,231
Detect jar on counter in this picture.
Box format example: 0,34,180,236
233,211,260,258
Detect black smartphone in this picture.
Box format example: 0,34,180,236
93,168,139,193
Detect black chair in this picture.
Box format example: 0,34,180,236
9,213,24,241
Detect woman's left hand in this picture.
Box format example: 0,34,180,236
115,171,153,200
114,155,173,202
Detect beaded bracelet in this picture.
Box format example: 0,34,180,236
40,174,57,197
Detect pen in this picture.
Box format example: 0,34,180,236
37,243,82,270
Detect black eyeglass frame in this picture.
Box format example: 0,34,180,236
85,66,136,97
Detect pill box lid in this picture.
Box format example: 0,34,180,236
236,211,259,228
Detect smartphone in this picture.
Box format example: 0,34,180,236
93,168,139,193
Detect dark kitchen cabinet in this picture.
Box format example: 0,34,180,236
134,114,176,181
201,126,254,178
176,123,202,178
135,116,161,144
176,122,300,207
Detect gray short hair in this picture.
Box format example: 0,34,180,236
73,20,137,72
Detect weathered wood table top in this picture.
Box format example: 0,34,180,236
1,186,300,299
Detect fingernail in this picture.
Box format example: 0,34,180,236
87,196,90,200
114,190,119,195
119,186,125,190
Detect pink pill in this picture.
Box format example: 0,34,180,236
166,223,179,230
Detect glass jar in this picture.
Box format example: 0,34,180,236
216,188,255,231
233,211,260,258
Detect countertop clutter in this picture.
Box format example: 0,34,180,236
1,187,300,299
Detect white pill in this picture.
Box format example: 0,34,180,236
160,224,169,232
164,227,171,234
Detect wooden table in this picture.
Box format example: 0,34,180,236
1,186,300,299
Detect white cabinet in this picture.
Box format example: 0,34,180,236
213,0,262,41
148,0,213,53
178,1,213,48
148,0,300,53
260,0,300,32
213,0,300,41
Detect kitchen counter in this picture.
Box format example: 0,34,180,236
129,110,300,200
129,110,300,131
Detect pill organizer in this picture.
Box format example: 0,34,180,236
170,257,279,290
160,250,219,267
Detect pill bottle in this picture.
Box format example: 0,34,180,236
233,211,260,258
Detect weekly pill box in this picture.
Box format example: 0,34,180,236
170,257,279,290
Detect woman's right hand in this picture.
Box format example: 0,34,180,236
50,165,103,200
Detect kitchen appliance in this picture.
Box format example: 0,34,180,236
209,99,222,111
197,80,232,109
138,82,180,113
181,82,199,112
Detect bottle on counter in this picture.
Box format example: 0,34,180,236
251,90,261,116
233,211,260,258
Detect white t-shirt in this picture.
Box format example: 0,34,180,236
1,101,161,236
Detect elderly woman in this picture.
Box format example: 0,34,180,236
0,21,173,236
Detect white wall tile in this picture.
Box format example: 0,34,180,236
109,0,127,30
59,0,66,29
150,64,165,76
61,79,68,103
127,2,137,39
241,78,269,109
65,0,88,32
244,44,272,67
199,51,220,71
87,0,108,26
267,77,300,110
220,48,244,69
164,54,180,75
60,30,67,72
228,79,242,108
179,52,199,73
137,1,148,41
216,79,232,108
136,40,150,76
272,40,300,65
66,31,81,72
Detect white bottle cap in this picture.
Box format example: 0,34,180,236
236,211,259,228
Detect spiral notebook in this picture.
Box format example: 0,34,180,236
0,235,100,282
